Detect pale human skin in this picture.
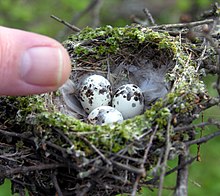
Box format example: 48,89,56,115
0,26,71,95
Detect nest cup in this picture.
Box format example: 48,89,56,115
60,26,175,121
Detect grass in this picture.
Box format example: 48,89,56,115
0,180,11,195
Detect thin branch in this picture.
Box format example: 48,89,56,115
204,33,220,96
0,129,31,139
131,126,158,196
105,151,143,163
174,144,189,196
149,18,214,30
185,130,220,146
79,136,112,166
174,120,220,132
158,116,172,196
0,163,65,178
143,8,156,25
51,174,63,196
51,15,81,32
146,156,197,185
111,161,145,174
53,128,77,155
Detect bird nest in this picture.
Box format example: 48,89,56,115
0,14,219,195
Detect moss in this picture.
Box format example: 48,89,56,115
64,25,176,61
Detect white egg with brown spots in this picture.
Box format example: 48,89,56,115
88,106,123,125
112,84,144,119
78,75,112,113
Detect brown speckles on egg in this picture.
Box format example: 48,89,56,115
87,106,123,125
79,75,112,113
85,88,94,97
99,88,108,94
112,84,145,119
134,96,138,101
127,92,132,101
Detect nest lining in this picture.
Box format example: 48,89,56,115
0,25,212,195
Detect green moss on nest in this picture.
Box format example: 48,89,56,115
63,25,176,60
0,25,207,156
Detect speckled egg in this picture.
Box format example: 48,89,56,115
112,84,144,119
88,106,124,125
78,75,112,113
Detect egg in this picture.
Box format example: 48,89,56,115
112,84,144,119
78,75,112,113
88,106,124,125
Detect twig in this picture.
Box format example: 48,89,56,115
158,116,172,196
0,129,31,139
199,8,220,96
106,173,129,184
196,44,207,71
173,120,220,132
150,18,214,30
0,163,65,178
53,128,77,155
79,136,112,166
185,130,220,146
174,144,189,196
105,151,143,163
204,33,220,96
51,174,63,196
131,126,158,196
143,8,156,25
146,156,197,185
50,15,81,32
111,161,145,174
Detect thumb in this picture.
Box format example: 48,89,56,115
0,26,71,96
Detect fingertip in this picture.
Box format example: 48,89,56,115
20,46,71,88
57,46,72,87
0,27,71,96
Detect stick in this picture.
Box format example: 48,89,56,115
174,145,189,196
51,15,81,32
185,130,220,146
158,116,172,196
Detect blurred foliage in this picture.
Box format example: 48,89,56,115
0,0,219,195
176,0,212,11
0,0,89,37
0,0,216,38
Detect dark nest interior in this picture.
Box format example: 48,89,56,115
0,4,219,196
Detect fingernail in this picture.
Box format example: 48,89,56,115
20,47,64,86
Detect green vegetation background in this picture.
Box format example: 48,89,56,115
0,0,219,195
